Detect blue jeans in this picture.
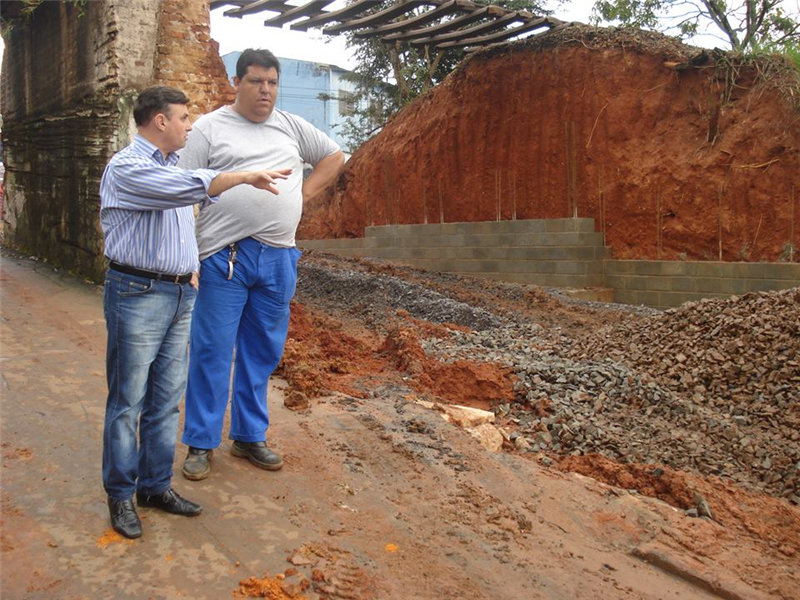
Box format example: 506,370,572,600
182,238,300,449
102,270,197,500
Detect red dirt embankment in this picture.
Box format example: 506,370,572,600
280,303,516,411
299,27,800,262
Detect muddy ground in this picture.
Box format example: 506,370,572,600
2,248,798,600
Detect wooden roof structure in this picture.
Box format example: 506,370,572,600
210,1,565,51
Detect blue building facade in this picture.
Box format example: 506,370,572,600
222,52,358,156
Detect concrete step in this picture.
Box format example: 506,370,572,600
367,245,610,261
557,288,615,303
470,271,607,288
370,231,606,249
365,218,596,238
372,255,604,275
299,238,368,250
606,259,800,281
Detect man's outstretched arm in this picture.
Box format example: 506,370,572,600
208,168,292,197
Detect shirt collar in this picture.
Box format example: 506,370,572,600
132,135,179,166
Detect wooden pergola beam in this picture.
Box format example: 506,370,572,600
263,0,336,27
323,1,441,35
382,4,497,41
410,10,526,46
223,0,291,18
290,0,383,32
213,0,564,52
381,6,491,42
436,15,562,49
354,0,467,38
210,1,250,10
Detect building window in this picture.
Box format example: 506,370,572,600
338,90,357,117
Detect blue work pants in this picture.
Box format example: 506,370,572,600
182,238,300,449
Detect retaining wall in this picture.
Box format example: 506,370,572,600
298,218,800,309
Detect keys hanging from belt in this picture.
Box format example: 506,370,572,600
227,243,238,280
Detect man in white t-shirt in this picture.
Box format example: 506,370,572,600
179,49,344,480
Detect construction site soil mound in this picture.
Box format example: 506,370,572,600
299,26,800,263
556,454,800,557
289,252,800,534
279,250,800,595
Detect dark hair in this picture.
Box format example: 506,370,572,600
236,48,281,80
133,86,189,126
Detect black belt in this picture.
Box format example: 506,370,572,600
109,262,192,284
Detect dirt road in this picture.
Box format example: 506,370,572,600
1,250,796,600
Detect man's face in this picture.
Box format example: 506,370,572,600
234,65,279,122
160,103,192,152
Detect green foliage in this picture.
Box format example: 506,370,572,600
593,0,663,28
784,44,800,70
340,0,549,150
590,0,799,53
21,0,86,16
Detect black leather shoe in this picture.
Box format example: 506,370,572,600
136,488,202,516
182,447,212,481
231,441,284,471
108,497,142,539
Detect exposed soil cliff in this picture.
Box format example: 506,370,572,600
299,26,800,262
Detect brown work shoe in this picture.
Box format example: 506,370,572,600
182,447,212,481
231,441,283,471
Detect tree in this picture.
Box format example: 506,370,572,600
591,0,800,52
340,0,549,149
22,0,86,16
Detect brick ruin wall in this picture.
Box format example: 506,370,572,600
152,0,235,122
0,0,234,280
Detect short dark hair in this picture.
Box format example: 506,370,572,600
236,48,281,80
133,86,189,126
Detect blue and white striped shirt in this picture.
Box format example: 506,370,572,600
100,135,220,274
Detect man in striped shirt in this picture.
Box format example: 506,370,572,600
100,86,290,539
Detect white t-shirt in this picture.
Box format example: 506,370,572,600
178,105,340,260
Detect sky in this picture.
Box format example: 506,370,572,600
0,1,597,91
1,0,798,75
208,0,598,68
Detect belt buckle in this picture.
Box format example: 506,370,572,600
172,274,182,284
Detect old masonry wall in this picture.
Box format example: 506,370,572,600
0,0,233,280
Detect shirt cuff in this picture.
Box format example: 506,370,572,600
193,168,221,202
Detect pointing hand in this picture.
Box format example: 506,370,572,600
248,168,292,195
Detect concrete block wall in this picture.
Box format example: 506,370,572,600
300,218,609,288
607,260,800,308
299,218,800,309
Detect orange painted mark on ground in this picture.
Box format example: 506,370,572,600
96,529,134,548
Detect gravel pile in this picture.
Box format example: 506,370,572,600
297,262,504,331
297,254,800,503
422,289,800,503
566,289,800,418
